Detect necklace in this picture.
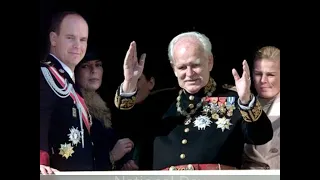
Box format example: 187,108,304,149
176,78,217,125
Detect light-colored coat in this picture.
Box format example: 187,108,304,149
242,94,280,169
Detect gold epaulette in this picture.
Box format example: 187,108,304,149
114,87,136,110
238,96,263,122
222,84,237,92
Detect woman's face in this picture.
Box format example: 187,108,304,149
76,60,103,91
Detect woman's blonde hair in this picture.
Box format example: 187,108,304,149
254,46,280,62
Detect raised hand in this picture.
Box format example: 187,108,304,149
232,60,252,104
122,41,146,93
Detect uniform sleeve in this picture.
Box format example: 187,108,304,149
40,68,58,166
114,83,137,110
238,95,273,145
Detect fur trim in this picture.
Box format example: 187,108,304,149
81,89,112,128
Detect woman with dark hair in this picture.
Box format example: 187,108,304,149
75,51,137,170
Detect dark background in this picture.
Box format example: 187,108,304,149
39,0,280,104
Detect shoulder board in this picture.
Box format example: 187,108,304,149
222,84,237,92
40,60,53,66
150,87,177,95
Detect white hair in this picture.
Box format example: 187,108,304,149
168,31,213,63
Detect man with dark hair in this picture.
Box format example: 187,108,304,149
40,11,105,174
135,59,156,104
111,51,177,170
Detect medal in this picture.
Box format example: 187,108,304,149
215,116,233,132
68,126,81,146
193,115,212,130
59,143,74,159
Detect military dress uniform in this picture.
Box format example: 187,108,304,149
114,77,273,170
40,54,113,171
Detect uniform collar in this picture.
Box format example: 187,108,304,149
180,77,217,103
162,78,217,119
49,53,74,81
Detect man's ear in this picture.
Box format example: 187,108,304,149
49,32,57,47
148,77,155,91
208,55,214,72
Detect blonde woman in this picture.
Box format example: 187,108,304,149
242,46,280,169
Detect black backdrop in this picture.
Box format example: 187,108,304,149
39,0,280,105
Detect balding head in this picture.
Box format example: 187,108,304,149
49,11,89,71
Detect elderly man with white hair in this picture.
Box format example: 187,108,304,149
114,32,273,170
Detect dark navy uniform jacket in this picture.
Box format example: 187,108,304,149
114,78,273,170
112,87,178,170
40,55,113,171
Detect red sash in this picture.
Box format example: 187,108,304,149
47,66,91,134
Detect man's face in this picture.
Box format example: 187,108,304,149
136,74,154,104
171,38,213,94
76,60,103,91
253,59,280,99
50,14,88,70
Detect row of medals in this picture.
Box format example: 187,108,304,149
184,96,236,126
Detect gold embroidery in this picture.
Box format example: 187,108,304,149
120,98,135,109
204,78,214,94
114,88,136,110
239,98,263,122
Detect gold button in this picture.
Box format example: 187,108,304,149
182,139,187,144
180,154,185,159
188,104,194,109
184,128,189,133
189,96,194,101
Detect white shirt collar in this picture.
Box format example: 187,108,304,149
49,53,74,80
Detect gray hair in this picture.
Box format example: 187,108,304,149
168,31,213,63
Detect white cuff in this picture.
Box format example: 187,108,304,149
237,95,255,110
119,83,137,97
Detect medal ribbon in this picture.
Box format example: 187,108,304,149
47,66,91,134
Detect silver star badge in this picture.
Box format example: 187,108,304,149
68,126,81,146
193,115,212,130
